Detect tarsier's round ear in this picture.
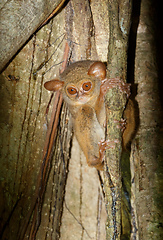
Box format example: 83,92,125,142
44,79,64,92
88,61,106,80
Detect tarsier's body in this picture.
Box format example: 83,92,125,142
44,61,135,170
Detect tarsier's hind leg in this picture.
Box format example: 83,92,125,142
87,156,104,171
74,105,105,170
74,105,118,171
87,139,118,171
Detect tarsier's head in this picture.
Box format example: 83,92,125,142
44,61,106,106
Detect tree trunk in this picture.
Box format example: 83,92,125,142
104,1,132,239
0,5,69,239
130,0,163,239
0,0,64,72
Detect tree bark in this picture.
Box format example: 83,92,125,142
104,1,132,239
0,5,69,239
0,0,64,72
130,0,163,239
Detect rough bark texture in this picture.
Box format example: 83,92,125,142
104,1,132,239
0,0,64,72
130,0,163,239
0,5,68,239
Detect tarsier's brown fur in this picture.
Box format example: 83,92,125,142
44,61,135,170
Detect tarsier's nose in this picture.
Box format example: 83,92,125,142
78,89,84,97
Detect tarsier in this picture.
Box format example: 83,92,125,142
44,61,135,171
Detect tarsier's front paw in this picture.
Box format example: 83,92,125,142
101,77,131,98
115,78,131,98
98,139,119,161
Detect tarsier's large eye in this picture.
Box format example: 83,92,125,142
82,81,92,91
67,87,77,95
